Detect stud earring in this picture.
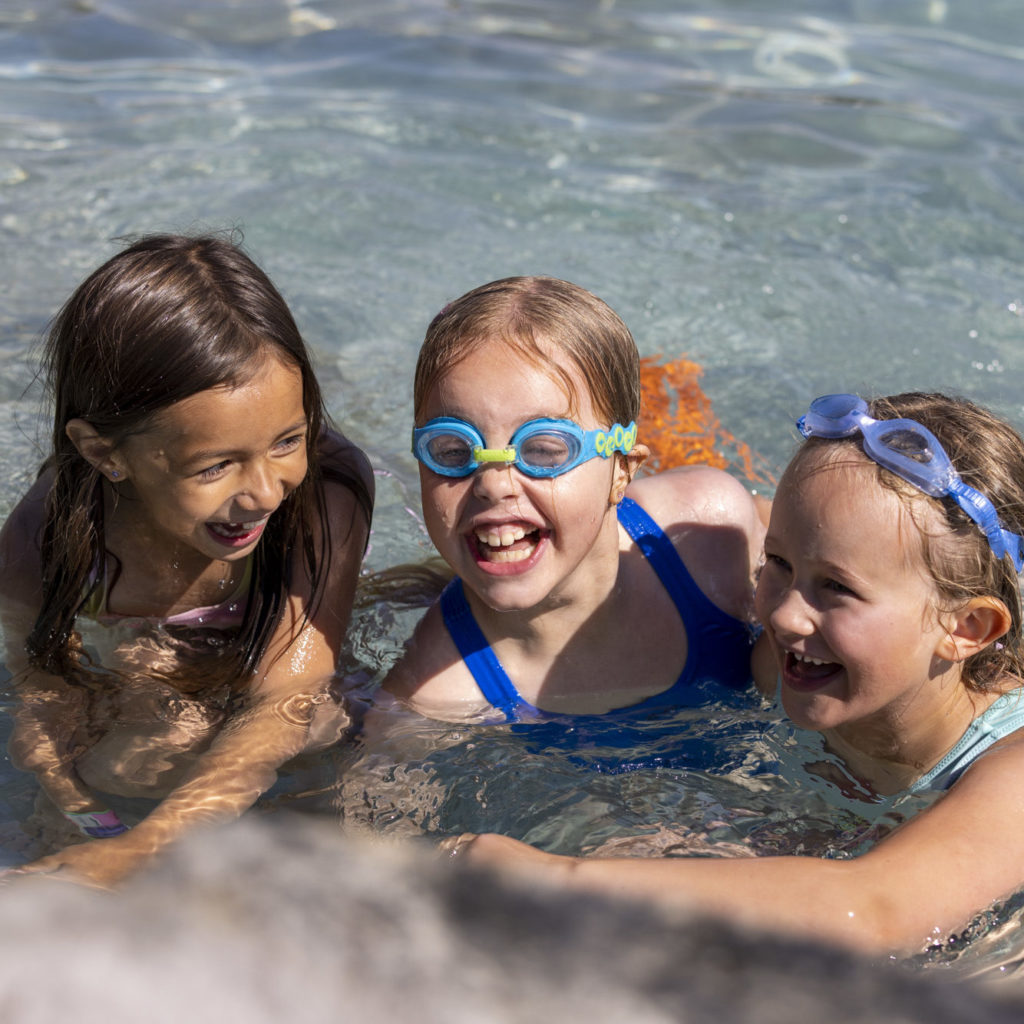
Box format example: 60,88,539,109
110,471,120,480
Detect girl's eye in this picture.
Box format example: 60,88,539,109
426,435,473,468
519,434,571,468
763,552,791,573
274,433,306,454
824,578,856,597
196,461,230,482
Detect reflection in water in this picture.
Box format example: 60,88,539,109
6,614,353,865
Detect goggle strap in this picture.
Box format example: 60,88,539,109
1000,529,1024,573
949,484,1024,572
598,422,639,458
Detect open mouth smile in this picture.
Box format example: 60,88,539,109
783,650,843,692
206,517,269,549
468,522,548,573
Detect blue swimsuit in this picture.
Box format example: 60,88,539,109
440,496,754,723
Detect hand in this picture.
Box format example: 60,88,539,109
10,832,153,890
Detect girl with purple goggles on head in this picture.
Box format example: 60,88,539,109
798,393,1024,571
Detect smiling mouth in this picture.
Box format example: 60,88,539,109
472,524,542,564
207,518,269,547
785,651,842,687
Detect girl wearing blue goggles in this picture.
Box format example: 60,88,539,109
412,417,639,479
385,273,767,728
798,393,1024,572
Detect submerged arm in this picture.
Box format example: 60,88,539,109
454,737,1024,955
16,467,371,888
0,476,103,814
6,671,98,813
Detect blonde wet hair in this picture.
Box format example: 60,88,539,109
413,276,640,428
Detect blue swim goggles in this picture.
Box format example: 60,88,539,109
798,393,1024,572
412,417,638,479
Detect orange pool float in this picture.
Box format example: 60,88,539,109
638,355,774,487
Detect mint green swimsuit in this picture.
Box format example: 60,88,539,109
909,686,1024,793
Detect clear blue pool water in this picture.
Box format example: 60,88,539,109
2,0,1024,977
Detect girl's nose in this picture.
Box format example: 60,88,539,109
239,460,286,511
766,586,816,642
471,461,523,502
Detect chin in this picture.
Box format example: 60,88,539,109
466,575,553,614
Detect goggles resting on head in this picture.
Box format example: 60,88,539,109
412,417,637,479
798,393,1024,572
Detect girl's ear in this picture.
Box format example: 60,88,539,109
936,596,1012,662
65,419,125,482
610,443,649,505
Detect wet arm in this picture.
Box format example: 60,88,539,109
6,671,101,813
456,740,1024,955
0,478,103,813
16,478,371,886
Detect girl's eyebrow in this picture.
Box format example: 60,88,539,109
182,419,308,466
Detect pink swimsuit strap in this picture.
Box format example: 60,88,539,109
81,556,252,630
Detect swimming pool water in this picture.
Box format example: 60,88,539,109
2,0,1024,977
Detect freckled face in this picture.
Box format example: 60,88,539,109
109,356,309,566
754,457,953,736
417,340,629,613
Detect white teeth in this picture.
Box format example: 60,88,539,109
476,525,528,548
793,652,828,666
473,524,540,563
487,546,531,564
210,518,266,537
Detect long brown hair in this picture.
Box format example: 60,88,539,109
29,233,371,682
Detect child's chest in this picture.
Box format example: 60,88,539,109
489,554,690,715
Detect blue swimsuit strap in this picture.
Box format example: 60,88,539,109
440,497,714,721
439,580,533,720
615,496,708,687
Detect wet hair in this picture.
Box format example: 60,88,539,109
788,392,1024,691
29,232,371,683
413,276,640,428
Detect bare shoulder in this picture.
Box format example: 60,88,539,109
257,436,372,695
627,466,766,535
307,429,374,577
0,472,50,607
625,467,766,620
381,603,494,722
319,427,374,516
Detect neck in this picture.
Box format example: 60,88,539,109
100,486,241,616
823,671,993,796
